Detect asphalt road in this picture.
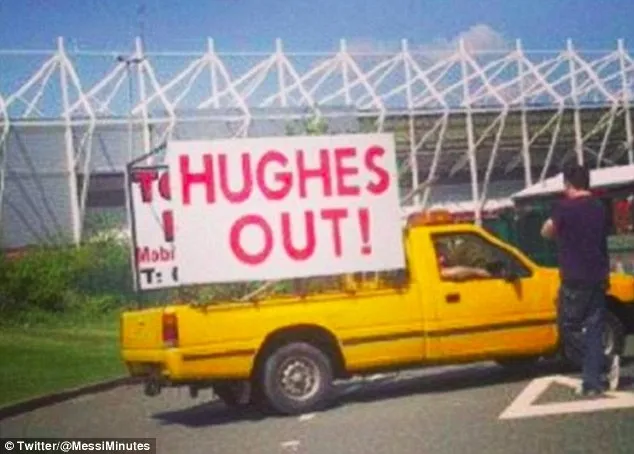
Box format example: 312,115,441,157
3,341,634,454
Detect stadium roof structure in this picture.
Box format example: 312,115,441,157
0,37,633,247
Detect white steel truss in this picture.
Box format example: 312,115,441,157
0,37,633,245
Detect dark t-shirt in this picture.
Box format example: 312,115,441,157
551,196,610,285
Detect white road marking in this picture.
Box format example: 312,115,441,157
281,440,300,450
298,413,315,421
499,374,634,420
366,373,394,382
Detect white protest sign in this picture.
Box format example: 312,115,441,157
128,166,178,290
165,133,405,285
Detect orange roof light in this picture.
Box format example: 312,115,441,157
407,209,454,227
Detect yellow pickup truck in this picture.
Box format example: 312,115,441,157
120,211,634,415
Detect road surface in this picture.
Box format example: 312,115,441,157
2,341,634,454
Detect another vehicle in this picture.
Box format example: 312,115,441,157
120,211,634,415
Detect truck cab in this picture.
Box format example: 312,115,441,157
120,212,634,415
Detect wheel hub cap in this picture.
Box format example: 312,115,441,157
279,357,320,401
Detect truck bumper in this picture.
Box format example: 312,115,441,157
122,347,254,396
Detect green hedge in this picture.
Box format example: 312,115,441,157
0,236,134,320
0,233,353,321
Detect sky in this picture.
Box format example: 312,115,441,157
0,0,634,53
1,0,633,118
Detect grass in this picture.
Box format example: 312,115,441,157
0,312,126,408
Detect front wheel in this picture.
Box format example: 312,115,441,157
259,342,334,415
603,310,626,358
562,310,625,368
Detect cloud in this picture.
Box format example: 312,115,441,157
331,25,513,105
346,24,511,55
445,24,510,53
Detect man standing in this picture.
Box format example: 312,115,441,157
541,164,620,396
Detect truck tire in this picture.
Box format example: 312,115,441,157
603,310,626,357
213,381,251,408
562,310,625,368
259,342,334,415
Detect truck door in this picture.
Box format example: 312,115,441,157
336,250,427,371
428,230,555,359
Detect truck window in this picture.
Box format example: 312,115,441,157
432,232,532,281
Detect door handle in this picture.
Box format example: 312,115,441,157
445,293,461,303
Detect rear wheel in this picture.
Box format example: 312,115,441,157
259,342,334,415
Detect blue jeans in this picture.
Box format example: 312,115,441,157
557,283,610,391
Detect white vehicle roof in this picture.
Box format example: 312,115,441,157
511,164,634,201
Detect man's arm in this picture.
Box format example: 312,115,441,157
441,266,491,281
541,202,561,240
541,218,556,239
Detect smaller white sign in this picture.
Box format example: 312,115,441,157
129,167,178,290
166,133,405,285
499,374,634,420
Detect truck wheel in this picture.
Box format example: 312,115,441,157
260,342,334,415
603,311,625,357
213,381,251,408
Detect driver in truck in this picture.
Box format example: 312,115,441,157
435,237,492,281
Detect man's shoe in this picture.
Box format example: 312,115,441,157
607,355,620,391
575,386,605,398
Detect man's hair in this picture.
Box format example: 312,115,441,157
563,164,590,190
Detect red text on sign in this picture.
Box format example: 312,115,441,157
131,169,174,243
131,170,171,203
177,145,390,205
136,245,175,264
229,207,373,266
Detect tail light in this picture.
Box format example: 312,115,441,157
162,312,179,348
